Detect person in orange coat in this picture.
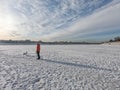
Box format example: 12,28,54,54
36,42,40,59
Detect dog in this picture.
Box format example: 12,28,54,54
23,51,28,55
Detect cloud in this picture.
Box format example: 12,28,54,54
0,0,120,41
40,1,120,41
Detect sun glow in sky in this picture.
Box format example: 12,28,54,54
0,0,120,42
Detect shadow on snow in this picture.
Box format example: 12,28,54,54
41,58,113,71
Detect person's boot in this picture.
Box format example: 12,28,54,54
37,56,40,60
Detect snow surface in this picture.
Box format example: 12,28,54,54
0,45,120,90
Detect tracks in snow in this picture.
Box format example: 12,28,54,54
0,45,120,90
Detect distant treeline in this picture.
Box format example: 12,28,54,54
0,40,36,45
0,40,101,45
109,36,120,42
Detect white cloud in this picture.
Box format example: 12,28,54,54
0,0,120,41
42,2,120,41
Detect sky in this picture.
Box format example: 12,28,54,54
0,0,120,42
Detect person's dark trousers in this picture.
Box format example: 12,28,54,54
37,51,40,59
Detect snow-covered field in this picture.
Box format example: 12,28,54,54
0,45,120,90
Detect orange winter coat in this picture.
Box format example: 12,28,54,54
36,43,40,52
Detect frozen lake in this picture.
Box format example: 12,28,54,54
0,45,120,90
